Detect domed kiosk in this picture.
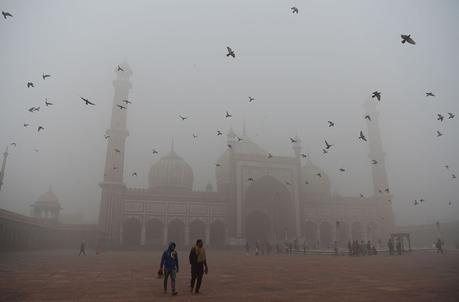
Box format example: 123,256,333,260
31,186,62,222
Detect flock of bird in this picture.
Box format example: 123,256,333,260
2,6,456,212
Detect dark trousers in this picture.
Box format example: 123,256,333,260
191,264,204,292
79,249,85,256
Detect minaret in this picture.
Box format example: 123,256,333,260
0,147,8,192
364,100,390,194
99,62,133,245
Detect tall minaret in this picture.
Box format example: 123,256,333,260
364,99,395,235
99,62,132,245
0,147,8,192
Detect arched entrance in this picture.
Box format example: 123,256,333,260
146,218,163,247
303,221,318,248
123,218,141,247
351,221,364,241
189,219,206,244
168,219,185,248
319,221,332,249
244,175,295,243
210,220,226,248
246,211,271,244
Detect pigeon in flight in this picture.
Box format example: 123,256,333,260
179,115,188,121
444,165,449,170
322,148,328,154
291,7,299,14
44,99,53,106
132,172,138,177
227,144,233,149
226,47,236,58
300,153,307,158
2,11,13,19
316,173,322,178
117,65,124,72
426,92,435,97
216,163,222,167
420,198,425,203
448,201,452,206
436,130,442,137
414,200,419,206
324,140,333,149
24,123,30,127
371,160,378,165
217,130,223,136
81,97,95,106
448,112,455,119
122,100,132,104
37,126,44,132
28,107,38,112
285,181,292,186
385,188,390,193
401,34,416,45
328,121,335,127
358,131,367,142
248,177,255,182
339,168,346,172
248,96,255,102
225,111,232,118
371,91,381,101
267,153,273,159
453,174,457,179
115,148,121,153
437,114,444,122
360,193,364,198
192,133,198,139
104,135,110,139
116,104,127,110
42,73,51,80
378,189,383,194
236,136,243,142
364,115,371,121
152,149,159,154
10,142,16,147
289,137,297,143
27,82,34,88
305,181,309,185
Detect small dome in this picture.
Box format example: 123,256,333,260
148,143,194,191
301,160,331,197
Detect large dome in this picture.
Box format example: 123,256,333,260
148,143,194,191
34,186,61,210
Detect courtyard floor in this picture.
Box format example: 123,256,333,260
0,249,458,302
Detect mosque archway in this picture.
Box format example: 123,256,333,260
123,218,141,247
244,175,294,242
351,221,364,241
189,219,206,244
168,219,185,248
319,221,333,249
210,220,226,248
146,218,163,247
246,211,271,244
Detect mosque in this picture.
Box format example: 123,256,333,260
98,64,395,249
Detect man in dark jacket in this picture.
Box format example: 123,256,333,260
160,241,179,295
189,239,208,294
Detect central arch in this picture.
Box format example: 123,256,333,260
245,211,271,244
123,218,141,247
244,175,295,243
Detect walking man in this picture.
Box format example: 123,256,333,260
160,241,179,295
189,239,208,294
79,240,86,256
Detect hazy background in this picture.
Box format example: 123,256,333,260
0,0,458,225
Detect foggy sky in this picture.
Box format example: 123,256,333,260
1,0,458,225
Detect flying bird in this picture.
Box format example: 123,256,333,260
116,104,127,110
437,114,444,122
289,137,297,143
42,73,51,80
453,174,457,179
192,133,198,139
444,165,449,170
117,65,124,72
324,140,333,149
426,92,435,97
216,163,222,167
414,200,419,206
420,198,425,203
291,7,299,14
27,82,34,88
28,107,37,112
371,91,381,101
285,181,292,186
339,168,346,172
378,189,383,194
152,149,159,154
448,112,455,119
385,188,390,193
371,160,378,165
225,111,232,118
322,148,328,154
436,130,443,137
122,100,132,104
23,123,29,127
248,177,255,182
10,142,16,147
37,126,44,132
115,148,121,153
360,194,364,198
104,135,110,139
300,153,307,158
2,11,13,19
305,181,309,185
316,173,322,178
236,136,243,142
267,153,273,159
44,99,53,106
179,115,188,121
364,115,372,121
226,46,235,58
401,34,416,45
217,130,223,136
81,97,95,106
227,144,232,149
248,96,255,102
132,172,138,177
448,201,452,206
358,131,367,142
328,121,335,127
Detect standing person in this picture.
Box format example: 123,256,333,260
396,238,402,255
160,242,179,295
435,238,443,254
79,240,86,256
255,240,259,255
388,238,394,256
189,239,208,294
245,241,250,255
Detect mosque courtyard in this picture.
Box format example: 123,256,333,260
0,249,458,302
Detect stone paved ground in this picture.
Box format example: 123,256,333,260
0,249,458,302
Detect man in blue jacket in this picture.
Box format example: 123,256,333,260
160,241,179,295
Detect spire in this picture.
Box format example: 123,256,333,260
0,146,9,191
